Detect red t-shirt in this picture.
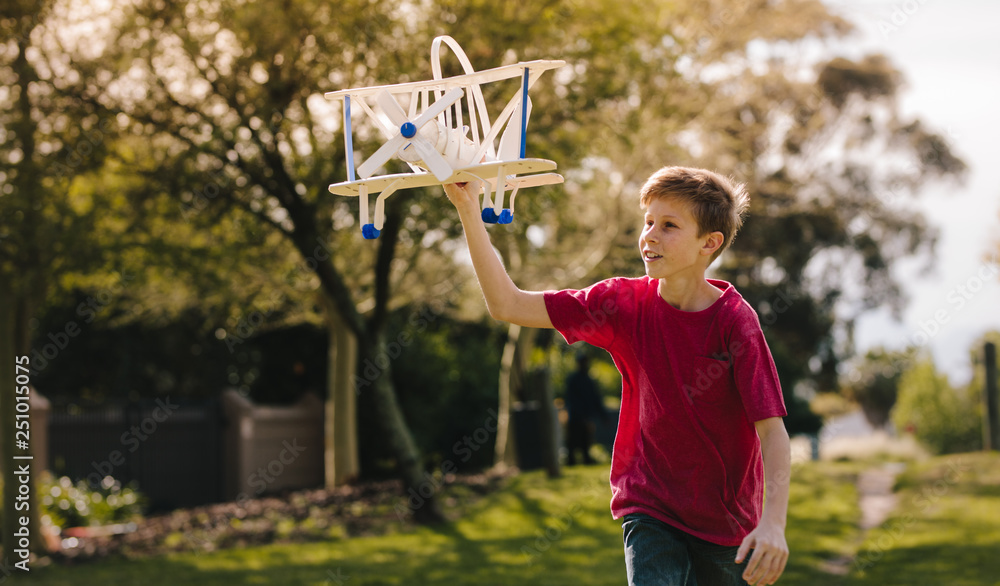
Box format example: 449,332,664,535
544,276,786,546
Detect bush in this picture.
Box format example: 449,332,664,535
844,348,910,428
810,391,855,420
893,359,982,455
41,474,145,529
1,473,145,534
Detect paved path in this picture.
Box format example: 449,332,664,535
856,462,907,531
820,461,907,575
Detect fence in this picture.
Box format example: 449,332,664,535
221,389,325,501
41,389,324,510
47,397,225,509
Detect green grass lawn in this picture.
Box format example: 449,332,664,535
18,455,1000,585
848,452,1000,586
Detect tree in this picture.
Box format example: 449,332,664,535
894,357,981,455
428,0,965,437
844,348,912,429
60,0,480,521
685,49,966,415
967,330,1000,450
37,0,967,514
422,0,843,451
1,0,131,556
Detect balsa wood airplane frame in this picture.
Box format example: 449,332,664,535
326,35,565,239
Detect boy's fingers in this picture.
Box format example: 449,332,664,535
742,548,762,582
746,548,786,585
444,180,480,200
745,547,777,584
750,552,776,584
768,551,789,584
735,536,753,563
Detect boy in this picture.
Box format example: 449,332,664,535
444,166,790,586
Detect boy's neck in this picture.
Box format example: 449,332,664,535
657,275,723,312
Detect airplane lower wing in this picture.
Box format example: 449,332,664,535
327,158,560,196
328,158,564,239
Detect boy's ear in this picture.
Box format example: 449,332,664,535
701,231,724,256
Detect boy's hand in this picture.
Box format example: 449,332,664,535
736,520,788,585
443,180,482,214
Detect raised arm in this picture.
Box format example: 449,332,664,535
443,181,553,329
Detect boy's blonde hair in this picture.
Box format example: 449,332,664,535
639,166,750,262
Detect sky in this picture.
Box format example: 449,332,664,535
825,0,1000,384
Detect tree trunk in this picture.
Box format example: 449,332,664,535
324,306,359,487
984,342,999,451
494,323,520,470
362,335,443,523
532,331,561,478
1,280,40,565
537,360,561,479
3,22,46,558
1,278,15,560
289,188,438,520
359,195,443,520
494,323,533,469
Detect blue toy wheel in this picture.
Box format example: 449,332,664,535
481,209,500,224
498,209,513,224
362,224,381,239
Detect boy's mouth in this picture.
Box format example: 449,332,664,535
643,250,662,261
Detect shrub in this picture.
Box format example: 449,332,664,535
39,473,145,529
893,359,982,455
1,473,145,534
844,348,911,428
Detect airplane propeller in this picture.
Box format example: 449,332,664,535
356,87,465,182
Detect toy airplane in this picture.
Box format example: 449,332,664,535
326,35,566,239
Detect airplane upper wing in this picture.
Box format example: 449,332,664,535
324,60,565,100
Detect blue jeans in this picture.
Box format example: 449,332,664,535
622,513,750,586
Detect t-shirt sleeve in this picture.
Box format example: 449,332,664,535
543,278,623,350
729,304,787,422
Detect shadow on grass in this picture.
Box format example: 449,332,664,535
850,453,1000,586
851,542,1000,586
21,462,884,586
24,468,624,586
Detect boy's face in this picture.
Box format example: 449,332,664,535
638,196,720,281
